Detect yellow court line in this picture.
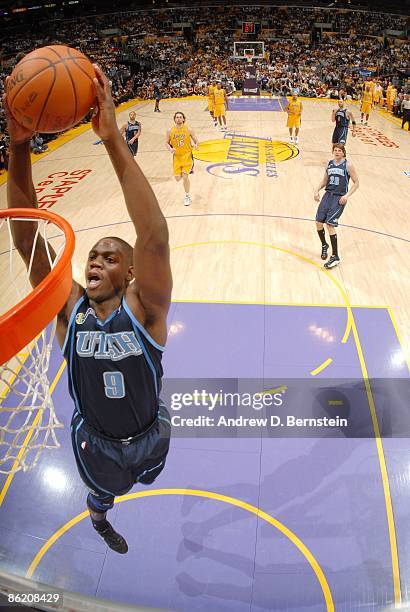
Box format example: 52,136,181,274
0,360,66,508
310,358,333,377
171,240,353,345
26,488,335,612
350,321,401,604
0,349,29,404
387,307,410,374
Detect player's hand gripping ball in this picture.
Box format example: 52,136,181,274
6,45,96,133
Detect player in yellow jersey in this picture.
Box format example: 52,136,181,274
373,81,382,106
386,83,394,112
166,112,199,206
285,92,303,144
360,85,373,125
207,80,218,127
213,82,228,131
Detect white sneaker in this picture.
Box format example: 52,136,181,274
290,136,294,143
184,194,191,206
295,136,299,144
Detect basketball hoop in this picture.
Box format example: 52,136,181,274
0,208,75,474
245,52,254,64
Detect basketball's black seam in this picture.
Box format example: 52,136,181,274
45,45,66,60
8,61,54,107
67,48,94,84
56,51,78,126
45,47,78,124
36,65,57,132
68,55,95,121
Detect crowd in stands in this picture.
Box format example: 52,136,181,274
0,4,409,172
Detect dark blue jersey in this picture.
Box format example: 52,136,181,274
63,294,164,439
335,108,350,128
125,120,140,143
325,159,350,195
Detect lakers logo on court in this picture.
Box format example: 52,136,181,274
193,133,299,179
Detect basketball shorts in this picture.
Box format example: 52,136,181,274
71,401,171,509
173,153,194,176
332,126,349,144
127,139,138,157
287,115,301,128
208,99,214,112
316,191,346,227
361,102,371,115
214,104,225,118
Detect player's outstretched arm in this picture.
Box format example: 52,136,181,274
92,65,172,341
4,93,84,345
331,109,336,122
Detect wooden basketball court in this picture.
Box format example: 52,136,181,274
0,95,409,610
1,94,409,353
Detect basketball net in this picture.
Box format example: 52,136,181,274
0,211,74,474
245,52,254,64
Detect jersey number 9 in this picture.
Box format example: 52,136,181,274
103,371,125,399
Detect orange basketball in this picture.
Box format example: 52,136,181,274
6,45,96,134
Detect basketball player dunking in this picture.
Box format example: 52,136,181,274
314,143,359,268
5,65,172,554
331,99,356,145
166,111,199,206
120,111,141,157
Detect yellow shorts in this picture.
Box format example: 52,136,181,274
208,99,214,111
361,102,372,115
287,115,301,128
214,104,225,118
173,153,193,176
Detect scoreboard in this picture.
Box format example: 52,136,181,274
242,22,258,35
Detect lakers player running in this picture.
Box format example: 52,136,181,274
5,65,172,554
166,112,199,206
285,92,302,144
314,143,359,268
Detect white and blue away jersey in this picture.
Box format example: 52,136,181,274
326,159,350,195
63,294,164,438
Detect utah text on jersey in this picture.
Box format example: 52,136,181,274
76,331,143,361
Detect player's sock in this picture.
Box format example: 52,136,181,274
318,229,328,259
317,229,327,246
330,234,338,257
91,518,128,554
